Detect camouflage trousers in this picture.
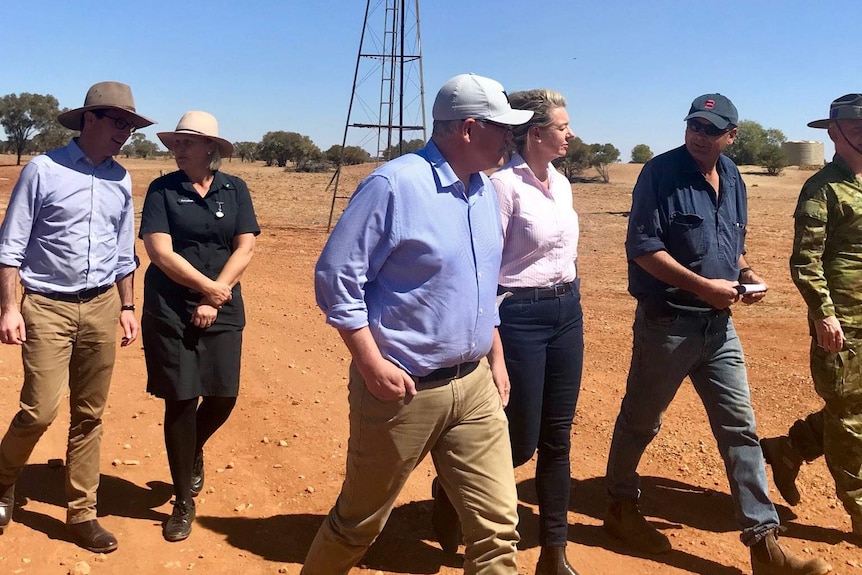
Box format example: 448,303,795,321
790,340,862,525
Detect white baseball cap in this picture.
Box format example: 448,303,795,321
432,73,533,126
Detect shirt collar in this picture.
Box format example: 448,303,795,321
420,139,486,198
68,137,116,170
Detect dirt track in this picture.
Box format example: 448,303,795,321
0,155,858,575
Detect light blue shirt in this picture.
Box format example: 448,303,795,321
314,140,503,377
0,139,137,293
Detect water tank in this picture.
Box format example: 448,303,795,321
782,141,825,167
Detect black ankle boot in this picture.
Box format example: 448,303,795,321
191,451,204,497
163,499,196,542
536,545,580,575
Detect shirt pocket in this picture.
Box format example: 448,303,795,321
667,212,706,263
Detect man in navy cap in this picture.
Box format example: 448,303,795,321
761,93,862,547
603,94,832,574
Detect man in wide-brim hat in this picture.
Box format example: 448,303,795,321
0,81,154,554
761,93,862,548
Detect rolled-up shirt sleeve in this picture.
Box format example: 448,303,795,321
625,163,666,261
0,162,40,268
314,174,397,330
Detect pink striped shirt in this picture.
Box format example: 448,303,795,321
490,153,579,288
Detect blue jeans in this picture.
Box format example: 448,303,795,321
605,303,778,545
499,285,583,547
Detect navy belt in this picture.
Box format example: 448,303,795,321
26,284,114,303
501,282,575,302
415,361,480,384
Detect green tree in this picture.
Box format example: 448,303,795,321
120,133,158,158
324,144,370,165
259,131,320,167
761,145,787,176
234,141,259,163
0,92,61,165
30,112,72,154
724,121,786,166
589,142,621,183
630,144,653,164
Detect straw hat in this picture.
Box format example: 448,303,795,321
157,111,234,157
58,81,155,130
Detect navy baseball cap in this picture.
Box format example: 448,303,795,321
684,94,738,130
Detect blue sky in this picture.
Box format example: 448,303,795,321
1,0,856,160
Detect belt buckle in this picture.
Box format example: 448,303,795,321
553,284,567,297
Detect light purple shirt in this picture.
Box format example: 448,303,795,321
0,139,137,293
491,153,579,288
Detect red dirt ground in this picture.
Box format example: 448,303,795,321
0,155,858,575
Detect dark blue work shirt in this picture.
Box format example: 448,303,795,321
626,145,747,312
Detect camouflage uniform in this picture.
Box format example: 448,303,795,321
790,153,862,527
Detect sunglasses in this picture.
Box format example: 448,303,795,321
476,119,513,134
686,119,730,137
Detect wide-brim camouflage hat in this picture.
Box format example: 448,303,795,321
807,93,862,129
58,81,156,131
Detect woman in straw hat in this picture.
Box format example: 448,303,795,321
139,111,259,542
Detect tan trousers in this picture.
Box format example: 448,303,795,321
0,289,119,524
302,359,519,575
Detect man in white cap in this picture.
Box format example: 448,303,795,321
304,73,532,574
0,81,155,553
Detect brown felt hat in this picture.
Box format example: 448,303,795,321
157,111,234,157
58,81,155,130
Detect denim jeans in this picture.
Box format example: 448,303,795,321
499,284,583,547
606,303,779,545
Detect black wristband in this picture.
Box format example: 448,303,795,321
738,267,753,281
121,304,136,311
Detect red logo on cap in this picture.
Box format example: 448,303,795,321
704,99,716,109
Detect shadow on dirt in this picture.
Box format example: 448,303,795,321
198,500,461,574
514,474,845,575
8,463,173,544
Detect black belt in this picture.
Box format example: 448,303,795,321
415,361,480,384
643,304,731,320
501,282,575,302
26,284,114,304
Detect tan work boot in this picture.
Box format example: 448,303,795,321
761,436,803,506
603,500,671,554
750,529,831,575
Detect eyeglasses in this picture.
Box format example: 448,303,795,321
94,111,137,133
476,119,513,134
686,119,730,137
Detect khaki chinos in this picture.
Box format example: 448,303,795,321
0,289,119,524
302,359,519,575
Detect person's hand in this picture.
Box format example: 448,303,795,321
119,310,139,346
204,281,232,308
0,309,26,345
739,269,768,305
490,360,511,407
358,358,417,402
697,278,741,310
814,315,844,353
192,304,219,329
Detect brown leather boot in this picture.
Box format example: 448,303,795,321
536,545,580,575
603,500,671,554
750,529,831,575
761,436,802,506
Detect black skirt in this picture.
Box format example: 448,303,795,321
142,312,242,400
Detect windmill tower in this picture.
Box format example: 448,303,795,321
326,0,426,230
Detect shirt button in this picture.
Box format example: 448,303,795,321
205,223,211,230
478,308,483,315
